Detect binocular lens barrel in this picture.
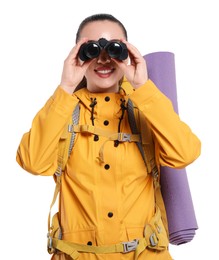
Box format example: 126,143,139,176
79,38,128,61
84,43,100,59
106,42,122,58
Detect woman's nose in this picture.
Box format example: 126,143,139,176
97,49,111,63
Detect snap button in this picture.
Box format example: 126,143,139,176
93,135,99,141
114,140,119,147
105,96,110,102
108,212,113,218
104,164,110,170
104,120,109,126
87,241,92,246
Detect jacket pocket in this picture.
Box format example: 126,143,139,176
63,229,97,245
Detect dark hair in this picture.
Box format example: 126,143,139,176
75,13,128,43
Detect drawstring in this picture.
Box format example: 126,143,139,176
90,98,98,141
114,99,127,147
118,99,127,131
89,98,97,126
89,97,126,129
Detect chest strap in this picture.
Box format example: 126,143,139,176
69,124,140,163
69,124,140,142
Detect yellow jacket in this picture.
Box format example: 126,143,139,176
16,79,201,260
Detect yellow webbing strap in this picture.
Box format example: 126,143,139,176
153,178,169,238
52,238,124,259
51,236,165,260
97,132,140,163
70,124,140,142
48,177,61,232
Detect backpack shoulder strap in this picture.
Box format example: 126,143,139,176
127,98,169,236
127,99,156,173
48,103,80,234
55,103,80,176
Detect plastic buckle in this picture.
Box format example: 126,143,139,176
118,133,131,142
149,233,158,247
122,239,139,253
47,233,56,254
47,233,53,249
68,124,74,133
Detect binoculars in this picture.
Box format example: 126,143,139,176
79,38,128,61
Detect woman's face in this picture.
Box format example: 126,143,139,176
79,20,127,93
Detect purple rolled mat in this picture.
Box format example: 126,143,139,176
144,52,198,245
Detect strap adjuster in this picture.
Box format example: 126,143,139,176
149,233,158,247
47,233,52,249
122,239,139,253
55,166,62,177
118,133,131,142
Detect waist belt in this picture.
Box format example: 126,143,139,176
47,207,169,260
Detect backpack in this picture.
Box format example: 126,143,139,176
47,99,169,257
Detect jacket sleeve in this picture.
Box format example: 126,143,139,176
16,86,79,176
129,80,201,169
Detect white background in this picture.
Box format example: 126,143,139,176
0,0,218,259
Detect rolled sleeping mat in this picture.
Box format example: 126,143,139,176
144,52,198,245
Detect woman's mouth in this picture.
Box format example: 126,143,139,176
94,67,115,77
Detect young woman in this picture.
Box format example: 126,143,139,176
16,13,201,260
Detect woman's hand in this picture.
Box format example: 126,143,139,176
60,38,93,94
114,40,148,89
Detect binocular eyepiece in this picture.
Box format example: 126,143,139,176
79,38,128,61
